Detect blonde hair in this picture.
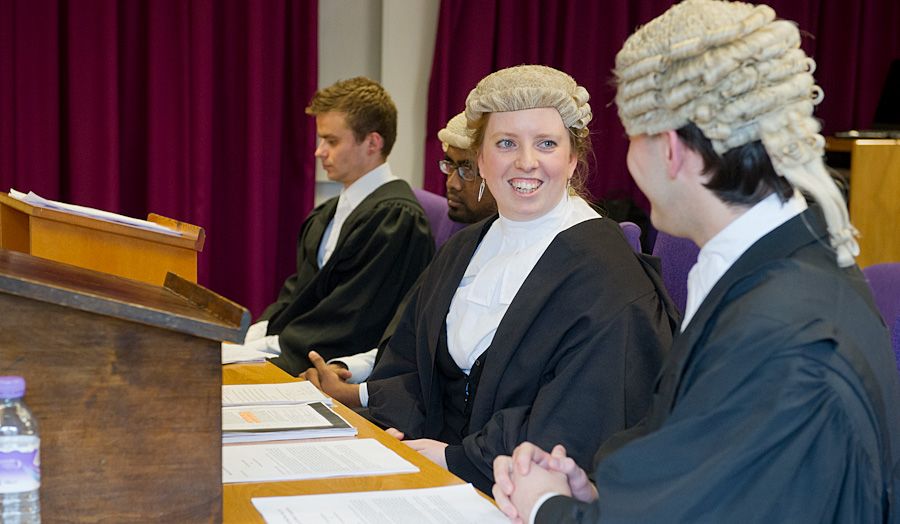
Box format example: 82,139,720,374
615,0,857,266
306,77,398,157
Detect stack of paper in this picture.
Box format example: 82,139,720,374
250,483,507,523
223,438,419,484
222,381,332,407
8,189,181,236
221,343,272,365
223,401,356,443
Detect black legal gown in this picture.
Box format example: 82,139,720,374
538,208,900,523
262,180,434,376
365,215,679,493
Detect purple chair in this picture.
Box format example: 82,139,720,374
413,188,466,249
619,221,642,253
891,315,900,373
651,231,700,315
863,263,900,329
894,316,900,373
862,263,900,370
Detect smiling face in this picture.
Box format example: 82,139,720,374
477,108,576,221
314,111,377,187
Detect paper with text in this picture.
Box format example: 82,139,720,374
8,189,180,236
221,344,269,365
251,483,506,523
223,438,419,484
223,381,331,407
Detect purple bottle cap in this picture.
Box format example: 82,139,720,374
0,376,26,398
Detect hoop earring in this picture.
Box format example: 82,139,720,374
478,179,486,202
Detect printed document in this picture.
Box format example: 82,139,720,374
251,483,507,523
223,438,418,484
8,188,180,236
223,381,331,407
223,402,355,443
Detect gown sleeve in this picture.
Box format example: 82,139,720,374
270,202,433,375
537,313,886,523
453,292,672,492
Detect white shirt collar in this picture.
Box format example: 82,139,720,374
339,162,397,212
447,195,600,373
681,190,808,331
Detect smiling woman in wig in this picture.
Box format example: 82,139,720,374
359,65,678,494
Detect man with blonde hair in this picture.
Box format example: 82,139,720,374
232,77,434,376
493,1,900,522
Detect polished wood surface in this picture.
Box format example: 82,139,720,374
0,192,204,285
846,139,900,266
0,248,247,342
826,137,900,267
1,250,242,523
222,362,467,523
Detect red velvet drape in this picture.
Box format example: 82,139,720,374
0,0,318,317
425,0,900,209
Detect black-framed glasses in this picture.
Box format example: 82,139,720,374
439,159,477,182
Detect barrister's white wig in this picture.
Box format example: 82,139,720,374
615,0,857,266
465,65,592,137
437,112,471,152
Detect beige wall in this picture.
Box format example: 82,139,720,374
316,0,440,204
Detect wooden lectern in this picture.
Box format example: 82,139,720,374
825,137,900,267
0,248,248,523
0,193,205,286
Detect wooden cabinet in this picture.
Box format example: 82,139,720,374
826,137,900,267
0,248,248,523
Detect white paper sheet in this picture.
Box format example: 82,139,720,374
222,381,331,407
221,344,269,365
251,483,507,523
223,404,331,430
8,189,181,236
223,438,419,484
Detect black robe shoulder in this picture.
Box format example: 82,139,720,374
366,215,678,492
263,179,434,376
538,209,900,523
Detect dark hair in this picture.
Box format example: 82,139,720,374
676,122,792,205
306,77,398,158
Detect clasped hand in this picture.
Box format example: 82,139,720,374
301,351,359,407
492,442,598,523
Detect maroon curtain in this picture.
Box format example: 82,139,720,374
425,0,900,209
0,0,318,317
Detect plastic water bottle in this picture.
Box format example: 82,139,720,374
0,376,40,523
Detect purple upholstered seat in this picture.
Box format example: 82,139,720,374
863,263,900,329
619,221,642,253
894,315,900,373
651,231,700,315
862,263,900,370
413,188,466,249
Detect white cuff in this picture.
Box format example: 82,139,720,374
530,492,564,524
329,348,377,384
244,320,269,343
243,334,281,355
358,382,369,408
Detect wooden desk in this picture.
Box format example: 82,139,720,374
222,362,467,523
825,137,900,267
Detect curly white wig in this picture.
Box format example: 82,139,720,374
615,0,857,266
465,65,592,136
